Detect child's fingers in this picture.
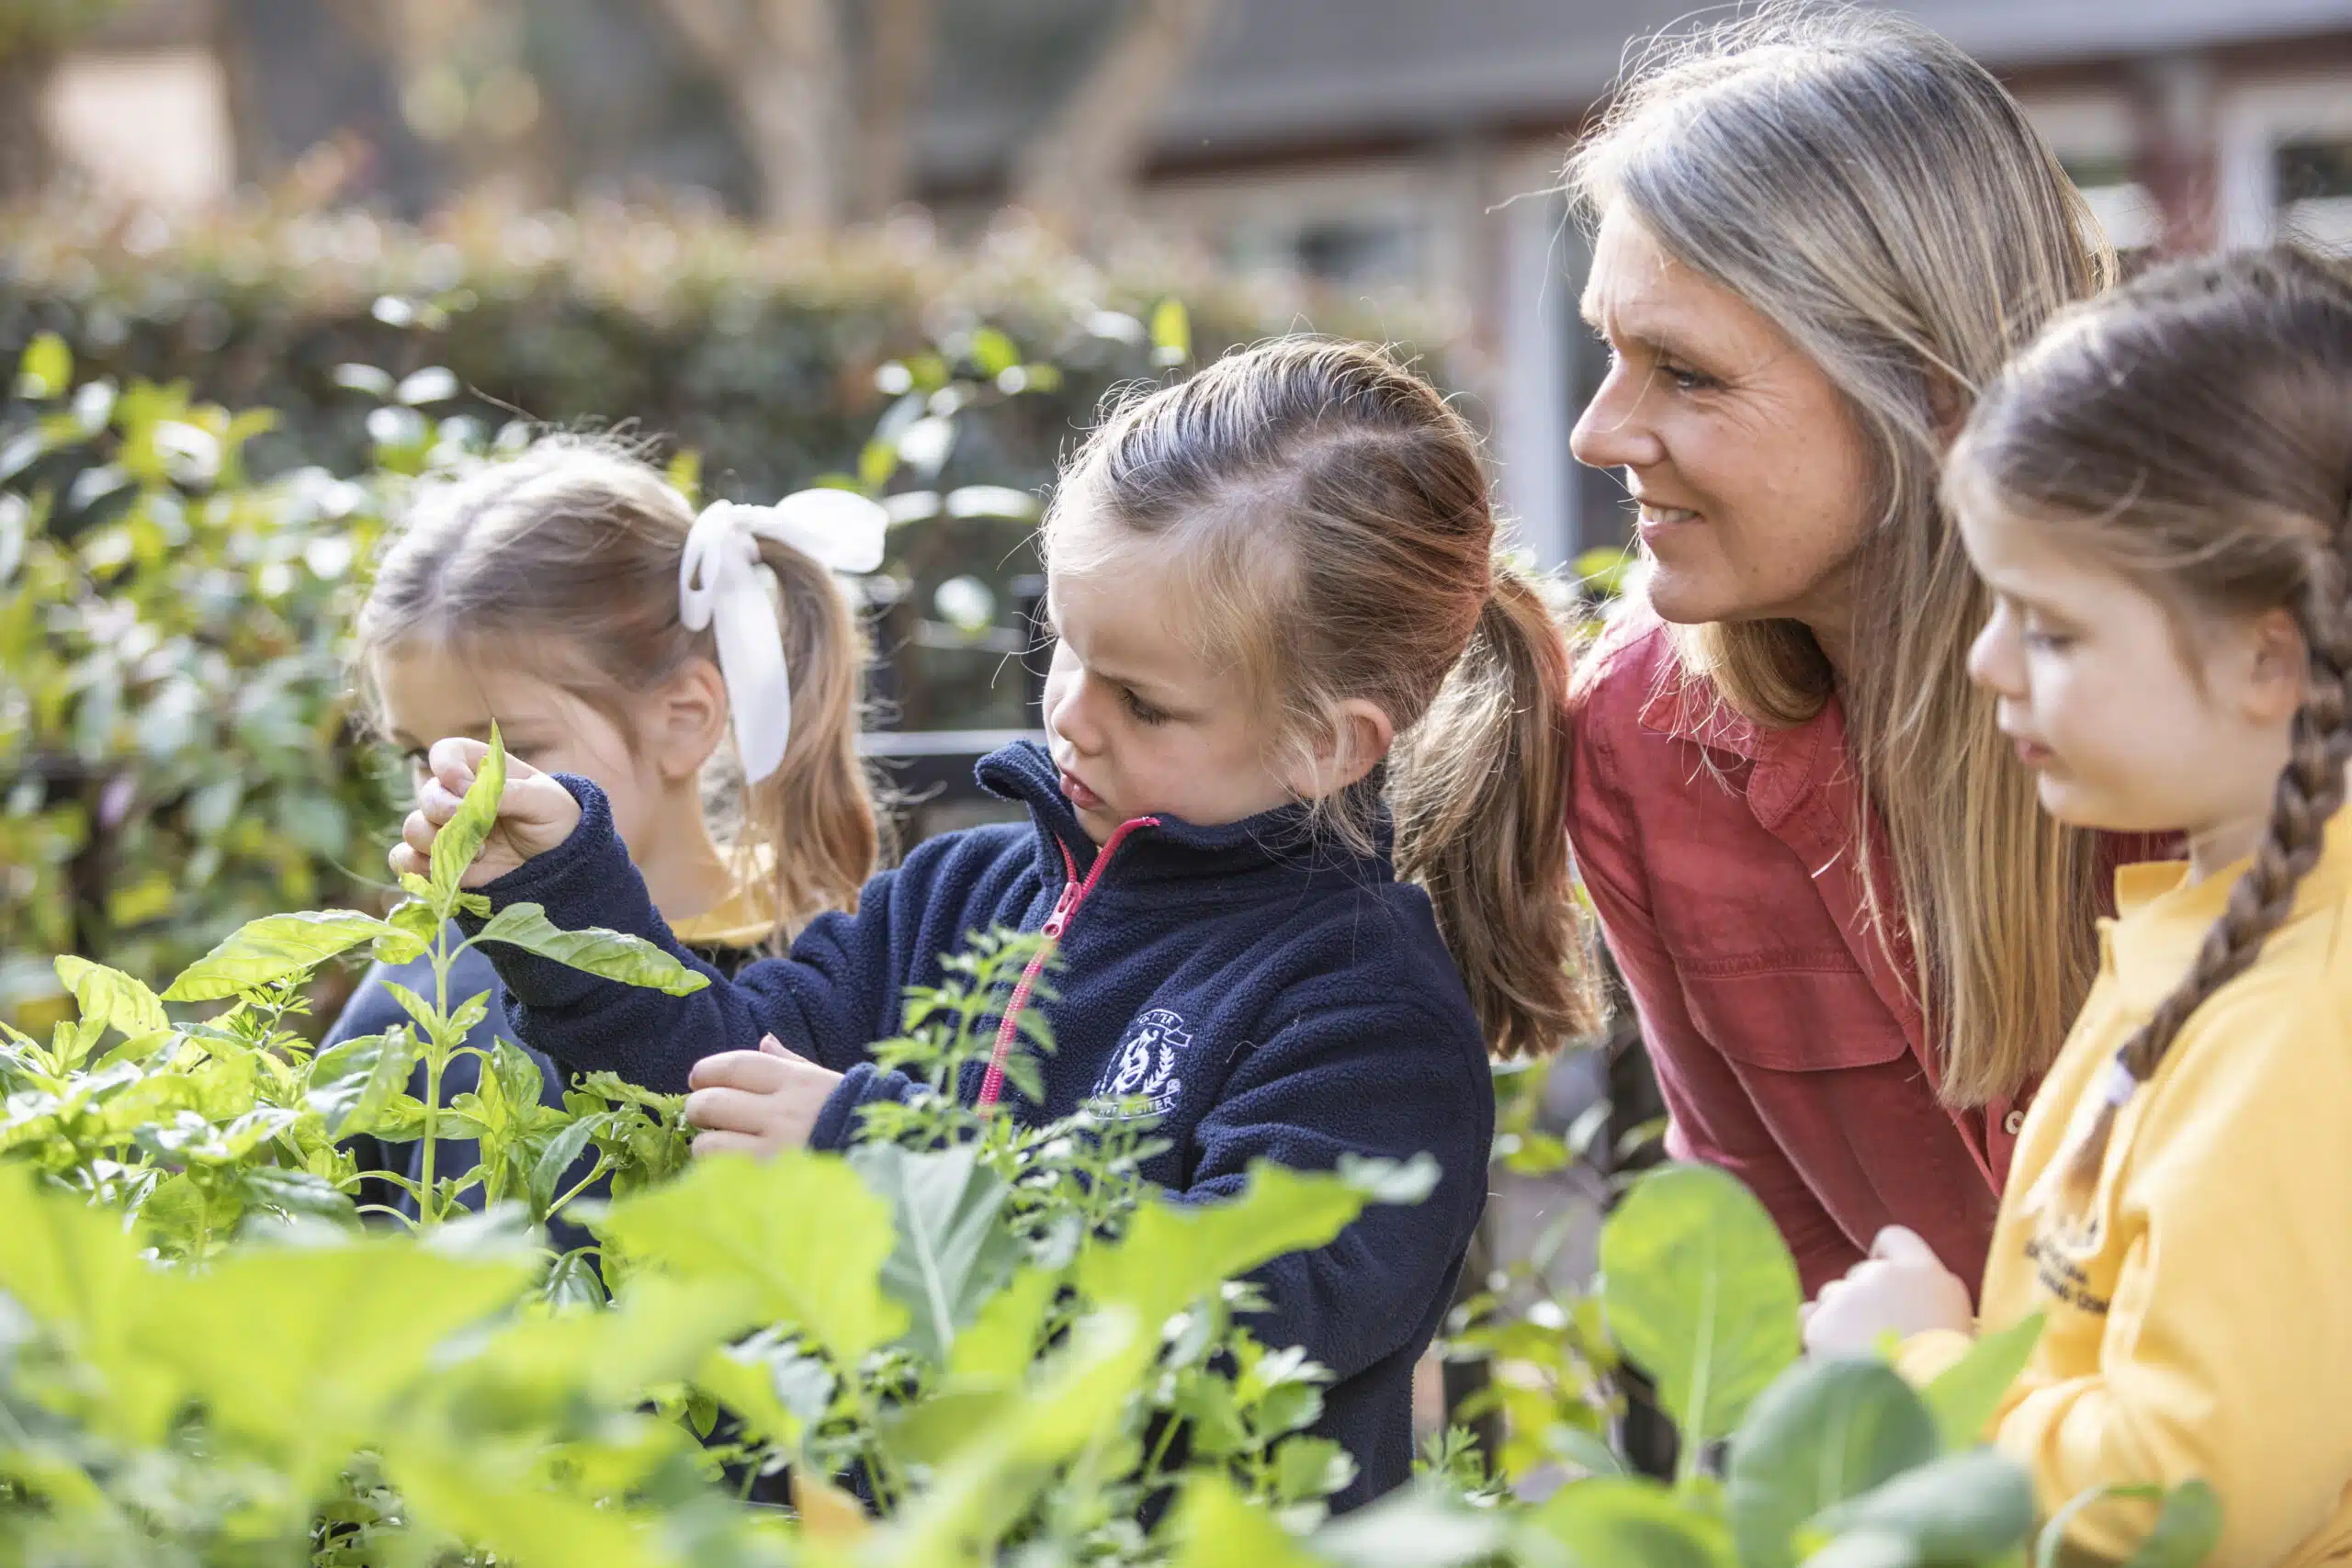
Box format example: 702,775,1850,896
686,1050,790,1093
399,808,439,861
690,1129,766,1160
686,1048,786,1100
416,778,465,828
758,1034,808,1061
684,1085,777,1134
427,737,490,796
1869,1226,1939,1268
388,840,424,879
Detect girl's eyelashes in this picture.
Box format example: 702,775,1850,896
2023,624,2075,653
1120,686,1170,726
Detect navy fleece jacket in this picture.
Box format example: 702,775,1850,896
464,739,1495,1510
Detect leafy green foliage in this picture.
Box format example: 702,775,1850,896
0,335,402,1028
1599,1163,1804,1454
0,760,2233,1567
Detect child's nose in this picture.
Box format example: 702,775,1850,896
1966,610,2021,696
1047,678,1101,755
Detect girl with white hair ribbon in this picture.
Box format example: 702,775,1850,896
328,439,889,1371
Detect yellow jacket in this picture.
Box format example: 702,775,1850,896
1905,826,2352,1565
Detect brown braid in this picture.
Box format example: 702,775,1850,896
2051,554,2352,1207
1942,243,2352,1215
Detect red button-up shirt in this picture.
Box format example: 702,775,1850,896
1566,614,2035,1296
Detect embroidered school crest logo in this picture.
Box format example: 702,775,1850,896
1089,1009,1191,1117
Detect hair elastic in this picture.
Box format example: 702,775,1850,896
678,491,888,784
2098,1049,2140,1108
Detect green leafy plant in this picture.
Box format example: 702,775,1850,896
0,332,404,1027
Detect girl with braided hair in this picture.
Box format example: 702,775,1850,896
1804,243,2352,1565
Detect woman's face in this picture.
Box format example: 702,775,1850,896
1571,204,1877,636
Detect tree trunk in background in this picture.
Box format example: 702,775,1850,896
210,0,439,214
854,0,932,220
649,0,843,231
1011,0,1225,247
0,45,58,202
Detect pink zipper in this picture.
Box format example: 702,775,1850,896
975,816,1159,1109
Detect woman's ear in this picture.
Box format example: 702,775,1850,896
1282,698,1396,800
645,657,732,783
1927,372,1970,447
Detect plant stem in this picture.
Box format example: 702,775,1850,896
544,1156,614,1222
416,923,454,1228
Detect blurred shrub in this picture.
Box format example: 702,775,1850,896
0,198,1444,731
0,333,401,1026
0,202,1447,1023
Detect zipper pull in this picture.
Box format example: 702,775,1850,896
1040,881,1080,941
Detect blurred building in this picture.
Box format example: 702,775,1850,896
41,0,2352,563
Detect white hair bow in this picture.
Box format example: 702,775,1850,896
678,491,888,784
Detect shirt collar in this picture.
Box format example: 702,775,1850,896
1634,651,1847,832
2103,808,2352,1014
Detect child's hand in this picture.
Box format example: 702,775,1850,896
388,738,582,887
1802,1225,1974,1356
684,1036,845,1157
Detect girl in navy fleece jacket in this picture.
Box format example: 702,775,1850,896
394,339,1599,1508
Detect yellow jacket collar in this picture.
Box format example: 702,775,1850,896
2102,809,2352,1015
670,847,790,951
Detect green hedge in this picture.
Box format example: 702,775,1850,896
0,201,1427,731
0,202,1434,1025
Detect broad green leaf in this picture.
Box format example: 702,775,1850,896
1272,1435,1356,1505
1313,1485,1512,1568
54,955,168,1039
390,1449,670,1568
0,1164,188,1444
1923,1313,2043,1450
2120,1481,2222,1568
17,332,71,400
165,1236,532,1489
528,1113,604,1213
1521,1475,1736,1568
1598,1163,1802,1445
472,903,708,997
491,1039,544,1111
306,1026,418,1140
1549,1423,1629,1480
1168,1472,1321,1568
429,724,507,903
163,910,393,1000
888,1308,1153,1562
239,1165,361,1226
595,1149,905,1366
948,1265,1057,1380
1797,1530,1924,1568
888,1382,1022,1466
851,1141,1023,1361
376,898,439,964
544,1250,607,1310
1810,1448,2035,1562
1729,1357,1941,1568
469,1273,756,1414
1078,1161,1368,1327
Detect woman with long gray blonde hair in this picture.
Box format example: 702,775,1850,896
1564,4,2156,1293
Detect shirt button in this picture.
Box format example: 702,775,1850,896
2003,1110,2026,1135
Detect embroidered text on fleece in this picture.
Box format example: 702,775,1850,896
461,740,1495,1512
